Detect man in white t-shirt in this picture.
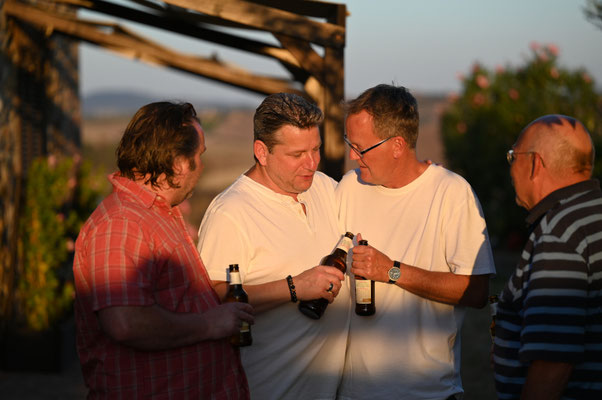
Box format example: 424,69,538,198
336,84,496,400
197,93,351,400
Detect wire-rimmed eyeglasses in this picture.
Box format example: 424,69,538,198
506,149,545,166
343,135,392,158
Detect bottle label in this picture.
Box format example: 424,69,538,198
355,280,372,304
229,270,242,285
241,321,250,333
338,236,353,253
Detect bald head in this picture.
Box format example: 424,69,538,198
519,114,594,179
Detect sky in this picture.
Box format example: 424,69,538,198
80,0,602,106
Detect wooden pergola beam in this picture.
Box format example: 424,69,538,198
161,0,345,48
4,0,305,97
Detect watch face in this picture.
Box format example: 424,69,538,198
388,267,401,281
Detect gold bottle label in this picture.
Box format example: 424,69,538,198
355,280,372,304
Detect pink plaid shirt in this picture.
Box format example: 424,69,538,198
73,173,248,399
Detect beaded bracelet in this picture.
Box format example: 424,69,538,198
286,275,297,303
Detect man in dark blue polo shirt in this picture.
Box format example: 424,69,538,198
493,114,602,399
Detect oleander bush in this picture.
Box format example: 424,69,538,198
441,43,602,249
16,155,105,331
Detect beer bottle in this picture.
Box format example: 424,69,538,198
298,232,354,320
226,264,252,346
489,294,498,341
354,239,375,316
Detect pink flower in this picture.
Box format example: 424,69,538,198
456,122,467,134
582,72,592,83
529,41,540,52
47,154,57,168
529,41,541,52
538,51,549,62
508,88,520,101
472,93,486,107
57,213,65,222
476,74,489,89
495,65,505,74
547,43,559,57
550,67,559,79
68,177,77,189
448,92,460,103
66,239,75,252
456,72,466,82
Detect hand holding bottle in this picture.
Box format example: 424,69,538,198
294,265,344,303
351,233,394,283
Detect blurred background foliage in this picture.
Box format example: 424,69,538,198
16,156,106,332
441,44,602,249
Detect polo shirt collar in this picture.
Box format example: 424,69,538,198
526,179,600,227
109,172,169,210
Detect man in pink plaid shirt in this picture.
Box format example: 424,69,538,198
73,102,253,399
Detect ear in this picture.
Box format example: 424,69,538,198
529,153,545,180
254,140,269,166
392,136,406,158
173,156,188,175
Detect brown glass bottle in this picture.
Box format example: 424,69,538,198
298,232,354,320
489,294,498,341
355,239,375,316
226,264,252,346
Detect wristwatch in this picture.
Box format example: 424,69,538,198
388,261,401,284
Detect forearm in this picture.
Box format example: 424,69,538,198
98,301,253,351
98,305,213,350
521,360,573,400
396,264,489,308
213,279,290,313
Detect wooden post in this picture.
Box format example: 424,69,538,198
320,3,347,180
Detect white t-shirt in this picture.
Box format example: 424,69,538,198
198,171,351,400
336,165,495,400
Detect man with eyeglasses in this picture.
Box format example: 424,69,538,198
493,115,602,400
336,84,496,400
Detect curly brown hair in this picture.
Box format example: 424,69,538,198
116,102,200,189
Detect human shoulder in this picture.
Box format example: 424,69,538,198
310,170,338,192
203,175,261,217
337,169,360,189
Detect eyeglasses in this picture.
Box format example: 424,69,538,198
506,149,544,166
343,135,392,158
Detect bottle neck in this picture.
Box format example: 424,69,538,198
336,236,353,253
230,271,242,285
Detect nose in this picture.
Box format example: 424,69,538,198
305,151,319,170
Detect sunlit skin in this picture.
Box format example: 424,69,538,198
171,120,206,206
509,115,593,211
247,124,321,201
345,110,428,189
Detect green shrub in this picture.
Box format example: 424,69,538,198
441,44,602,248
16,155,105,331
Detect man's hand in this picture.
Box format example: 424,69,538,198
202,302,254,340
294,265,345,303
350,233,393,283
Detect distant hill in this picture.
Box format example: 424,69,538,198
82,90,256,118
